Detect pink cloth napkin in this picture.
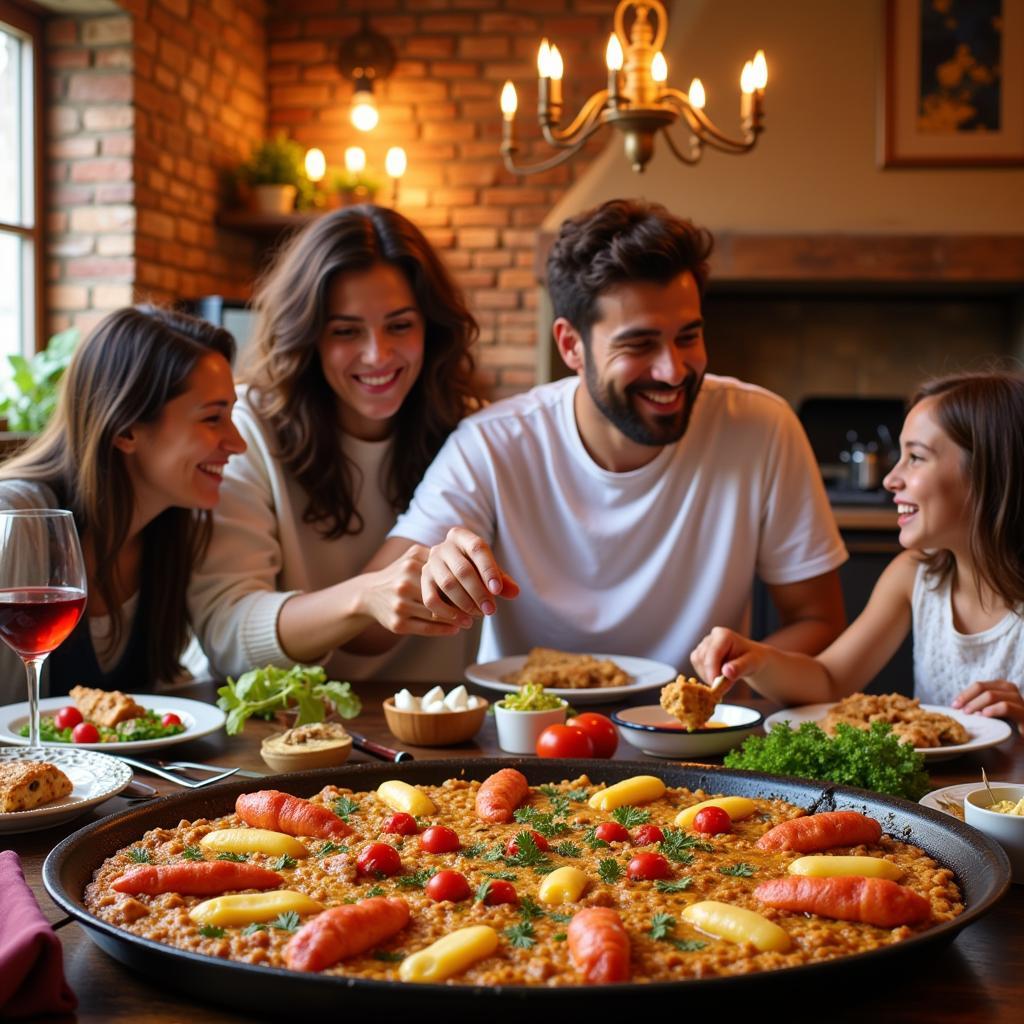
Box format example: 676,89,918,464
0,849,77,1018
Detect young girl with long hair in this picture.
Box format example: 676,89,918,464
0,307,245,701
691,371,1024,734
188,205,481,682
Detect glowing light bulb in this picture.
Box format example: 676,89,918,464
740,60,755,94
605,34,623,72
500,80,518,119
304,147,326,183
350,90,378,132
385,146,407,179
688,78,705,110
549,44,563,81
752,49,768,89
651,52,668,83
344,146,366,174
537,38,551,78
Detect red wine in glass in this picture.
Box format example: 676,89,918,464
0,587,87,657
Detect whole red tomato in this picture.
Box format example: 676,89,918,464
425,869,471,903
54,706,83,731
631,824,665,846
504,830,551,857
566,712,618,758
420,825,461,854
535,724,594,759
382,812,419,836
594,821,630,844
71,722,99,744
627,852,671,881
356,842,402,878
692,806,732,835
161,712,182,728
480,879,518,906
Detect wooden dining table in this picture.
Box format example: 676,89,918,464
5,679,1023,1022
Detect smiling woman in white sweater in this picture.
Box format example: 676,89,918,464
188,206,481,683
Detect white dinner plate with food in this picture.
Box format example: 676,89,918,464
0,746,132,833
464,653,677,705
0,694,226,753
762,702,1012,761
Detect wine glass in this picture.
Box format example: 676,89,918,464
0,509,87,746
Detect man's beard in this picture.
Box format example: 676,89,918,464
583,351,704,447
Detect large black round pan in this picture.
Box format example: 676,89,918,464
45,759,1010,1013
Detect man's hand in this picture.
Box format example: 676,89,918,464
690,626,772,685
421,527,520,619
952,680,1024,737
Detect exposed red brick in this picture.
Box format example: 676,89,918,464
81,16,132,46
68,73,132,103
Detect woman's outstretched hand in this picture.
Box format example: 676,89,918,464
952,680,1024,737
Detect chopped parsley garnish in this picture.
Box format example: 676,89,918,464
659,829,713,864
242,923,268,936
372,950,405,962
480,844,506,862
672,939,708,952
597,858,622,884
549,911,573,923
582,826,609,850
655,877,694,893
719,862,757,877
332,796,360,821
503,831,551,869
199,924,226,939
126,848,151,863
364,885,386,897
553,932,567,942
181,846,203,862
216,851,249,862
554,841,581,858
315,841,348,858
271,911,301,932
503,920,536,949
513,807,568,838
611,806,650,829
271,854,297,871
461,842,488,859
474,879,494,903
649,913,676,940
396,869,435,890
565,788,590,802
517,896,545,920
483,870,517,881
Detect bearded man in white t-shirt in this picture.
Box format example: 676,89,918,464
354,199,848,673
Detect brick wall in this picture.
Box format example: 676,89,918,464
266,0,610,395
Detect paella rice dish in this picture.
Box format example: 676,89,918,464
83,770,964,985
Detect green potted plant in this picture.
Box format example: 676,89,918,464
0,327,79,457
236,135,310,215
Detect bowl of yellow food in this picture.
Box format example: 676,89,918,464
260,722,352,772
964,783,1024,883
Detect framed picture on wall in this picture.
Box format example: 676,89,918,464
881,0,1024,167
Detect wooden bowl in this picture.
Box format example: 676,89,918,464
382,697,488,747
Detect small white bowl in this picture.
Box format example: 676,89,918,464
611,703,763,759
964,783,1024,883
493,700,567,754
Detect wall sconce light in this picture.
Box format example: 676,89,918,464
339,16,397,133
304,147,326,183
344,146,367,174
385,146,407,205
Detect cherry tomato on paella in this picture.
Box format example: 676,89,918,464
420,825,461,854
627,852,671,881
426,869,472,903
382,812,419,836
356,842,402,878
692,806,732,836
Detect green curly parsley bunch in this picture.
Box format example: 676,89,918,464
724,720,931,801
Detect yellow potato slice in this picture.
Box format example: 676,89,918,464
538,866,588,905
674,797,756,830
588,776,666,811
377,780,437,817
787,855,902,880
189,890,324,927
200,828,308,859
399,925,499,983
681,900,791,953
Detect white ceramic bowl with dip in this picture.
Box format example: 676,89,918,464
964,783,1024,883
612,703,763,758
493,700,567,754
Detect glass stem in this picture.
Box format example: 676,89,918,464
24,655,47,747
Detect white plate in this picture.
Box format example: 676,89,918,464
0,694,226,753
919,782,988,818
612,703,763,759
762,702,1013,762
0,746,132,833
465,653,677,705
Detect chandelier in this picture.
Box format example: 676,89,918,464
499,0,767,174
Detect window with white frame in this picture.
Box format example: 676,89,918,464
0,3,40,358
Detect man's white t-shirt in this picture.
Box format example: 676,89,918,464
390,375,847,672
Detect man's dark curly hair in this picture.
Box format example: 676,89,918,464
546,198,714,342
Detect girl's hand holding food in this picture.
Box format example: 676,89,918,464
690,626,772,686
952,680,1024,737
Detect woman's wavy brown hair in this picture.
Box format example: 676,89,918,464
913,371,1024,610
0,306,236,682
242,204,479,538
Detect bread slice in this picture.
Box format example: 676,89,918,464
0,759,73,813
70,685,145,727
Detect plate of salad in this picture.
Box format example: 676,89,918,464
0,694,225,752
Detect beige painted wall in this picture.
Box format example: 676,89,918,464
545,0,1024,234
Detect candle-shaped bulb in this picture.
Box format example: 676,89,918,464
350,89,378,132
549,44,563,81
651,51,668,83
740,60,756,94
385,146,407,179
605,33,623,72
688,78,705,110
304,147,326,183
344,146,366,174
500,80,518,119
537,38,551,78
752,49,768,90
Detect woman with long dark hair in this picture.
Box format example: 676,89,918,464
189,205,480,682
0,306,245,700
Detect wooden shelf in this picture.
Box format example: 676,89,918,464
215,209,320,235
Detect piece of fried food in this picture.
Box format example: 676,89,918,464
502,647,630,689
821,692,969,748
0,760,73,813
660,675,719,730
70,685,145,728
